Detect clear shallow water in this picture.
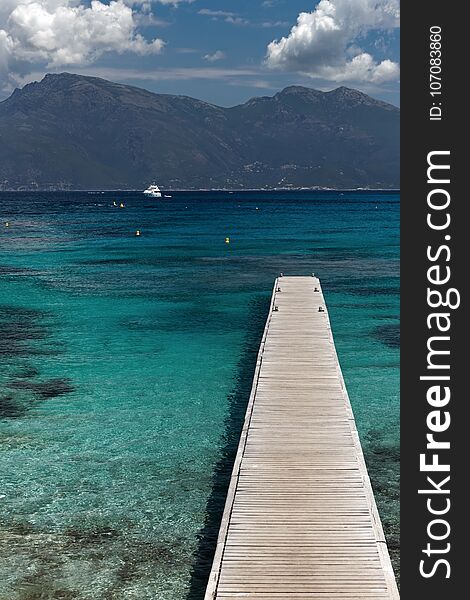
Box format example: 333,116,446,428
0,191,399,599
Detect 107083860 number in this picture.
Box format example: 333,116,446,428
429,25,442,97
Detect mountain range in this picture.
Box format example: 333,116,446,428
0,73,399,191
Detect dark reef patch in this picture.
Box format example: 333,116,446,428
64,525,120,546
18,585,77,600
8,378,75,399
80,257,144,266
0,394,25,418
0,520,187,599
13,365,40,379
0,304,60,358
116,539,178,573
0,305,48,357
373,323,400,349
0,264,38,276
0,305,48,320
5,521,38,536
0,303,73,419
1,378,75,420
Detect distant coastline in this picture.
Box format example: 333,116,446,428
0,187,401,193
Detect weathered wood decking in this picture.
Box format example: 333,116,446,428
205,276,399,599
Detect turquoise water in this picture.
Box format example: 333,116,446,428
0,191,399,599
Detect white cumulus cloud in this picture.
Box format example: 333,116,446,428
203,50,225,63
266,0,400,84
0,1,165,91
198,9,250,26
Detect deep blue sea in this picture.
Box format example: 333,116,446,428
0,191,399,599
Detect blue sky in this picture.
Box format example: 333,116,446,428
0,1,400,106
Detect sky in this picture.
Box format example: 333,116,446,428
0,1,400,106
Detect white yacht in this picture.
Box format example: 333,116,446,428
143,183,162,198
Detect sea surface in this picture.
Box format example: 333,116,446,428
0,191,399,599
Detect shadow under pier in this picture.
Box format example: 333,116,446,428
185,295,270,600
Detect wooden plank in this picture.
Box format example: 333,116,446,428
204,276,399,600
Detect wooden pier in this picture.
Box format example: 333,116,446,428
205,276,399,599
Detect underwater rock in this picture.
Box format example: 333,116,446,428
8,378,75,399
0,395,25,418
373,323,400,349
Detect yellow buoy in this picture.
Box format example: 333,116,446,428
119,203,125,208
225,237,230,244
5,222,9,227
